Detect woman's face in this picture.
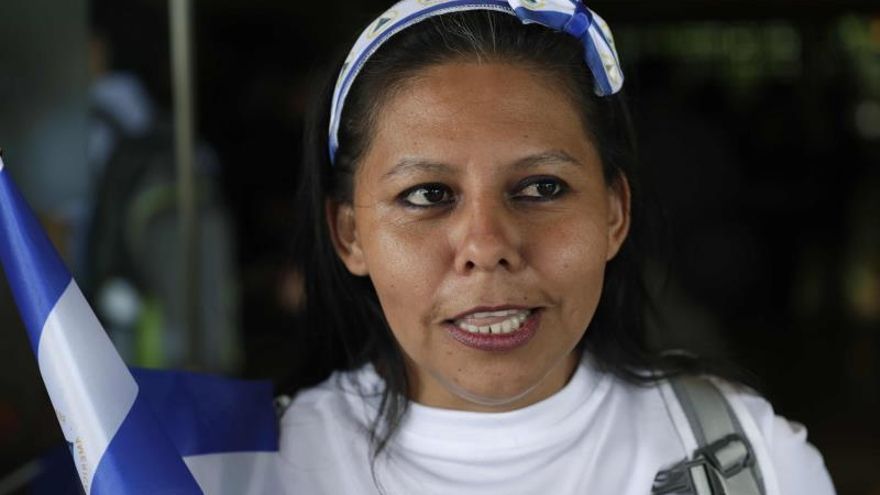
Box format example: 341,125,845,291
331,61,630,412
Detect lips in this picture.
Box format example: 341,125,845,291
452,308,532,335
444,307,541,352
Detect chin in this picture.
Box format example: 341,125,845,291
448,377,542,411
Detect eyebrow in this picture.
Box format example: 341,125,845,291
511,150,582,171
382,150,582,181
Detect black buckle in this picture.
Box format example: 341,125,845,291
654,456,720,494
653,435,755,494
653,461,695,493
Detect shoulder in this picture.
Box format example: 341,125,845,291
596,357,838,495
278,363,382,428
708,378,836,495
276,366,380,470
270,367,380,492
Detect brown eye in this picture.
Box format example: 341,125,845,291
402,184,454,207
517,178,565,200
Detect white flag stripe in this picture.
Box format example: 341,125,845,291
588,25,623,91
184,452,287,495
37,281,139,494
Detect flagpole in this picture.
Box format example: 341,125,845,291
169,0,202,369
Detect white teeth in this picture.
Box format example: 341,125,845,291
455,310,532,336
471,309,521,319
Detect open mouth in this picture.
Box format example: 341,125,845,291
452,308,533,335
444,308,541,352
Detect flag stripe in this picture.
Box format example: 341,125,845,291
37,281,139,493
91,393,205,494
132,368,278,457
0,164,71,352
184,452,285,494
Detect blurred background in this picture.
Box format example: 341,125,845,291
0,0,878,493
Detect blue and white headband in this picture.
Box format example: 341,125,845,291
328,0,625,165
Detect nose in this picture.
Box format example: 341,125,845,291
452,198,524,274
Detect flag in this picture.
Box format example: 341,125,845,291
0,153,279,494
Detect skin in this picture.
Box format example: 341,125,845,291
330,61,630,412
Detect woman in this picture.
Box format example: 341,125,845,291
279,1,837,493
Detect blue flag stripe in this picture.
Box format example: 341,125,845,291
91,393,204,494
0,169,72,352
132,368,278,457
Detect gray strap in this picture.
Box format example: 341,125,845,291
653,376,765,495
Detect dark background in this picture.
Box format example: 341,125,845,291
1,1,878,493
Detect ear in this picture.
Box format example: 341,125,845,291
326,200,369,276
605,173,631,262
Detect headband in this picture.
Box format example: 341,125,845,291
328,0,624,165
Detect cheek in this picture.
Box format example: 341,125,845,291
530,213,609,323
531,201,609,264
358,214,449,329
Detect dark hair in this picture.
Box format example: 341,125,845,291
286,8,710,467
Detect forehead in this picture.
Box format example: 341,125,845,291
361,61,596,174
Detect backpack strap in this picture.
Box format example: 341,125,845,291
653,376,766,495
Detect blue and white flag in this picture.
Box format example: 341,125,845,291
0,154,280,494
327,0,625,163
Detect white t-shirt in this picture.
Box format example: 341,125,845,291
185,356,836,494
